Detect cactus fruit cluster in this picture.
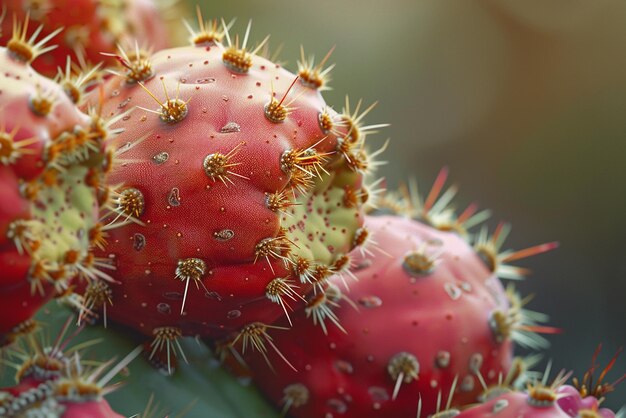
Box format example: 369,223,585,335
0,2,623,418
441,350,625,418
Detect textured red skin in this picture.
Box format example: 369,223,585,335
0,47,90,339
0,0,168,77
0,167,30,246
244,215,513,417
0,247,32,285
60,400,124,418
86,43,362,340
1,377,41,396
455,387,615,418
457,391,570,418
0,278,51,335
0,53,86,178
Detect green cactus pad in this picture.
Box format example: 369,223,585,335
34,165,97,263
285,163,364,266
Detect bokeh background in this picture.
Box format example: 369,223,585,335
192,0,626,407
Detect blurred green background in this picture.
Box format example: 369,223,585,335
186,0,626,407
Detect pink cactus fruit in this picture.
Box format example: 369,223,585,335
450,390,574,418
558,345,625,418
0,319,140,417
449,378,621,418
124,0,170,50
80,17,384,373
0,0,170,78
457,346,625,418
240,213,556,417
0,16,112,346
557,386,617,418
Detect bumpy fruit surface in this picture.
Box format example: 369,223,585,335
242,215,550,417
451,385,617,418
0,0,169,77
0,32,108,346
83,26,379,363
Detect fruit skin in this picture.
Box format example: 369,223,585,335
454,391,570,418
84,38,371,344
0,0,169,77
243,215,516,417
450,385,616,418
0,39,107,344
60,401,124,418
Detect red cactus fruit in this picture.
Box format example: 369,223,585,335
80,18,385,373
0,0,170,78
0,319,140,418
241,214,555,417
0,19,112,346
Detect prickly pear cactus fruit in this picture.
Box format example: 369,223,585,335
81,18,383,372
0,317,139,418
0,26,109,346
453,346,624,418
557,386,618,418
451,383,618,418
242,214,559,417
0,0,170,77
450,390,572,418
